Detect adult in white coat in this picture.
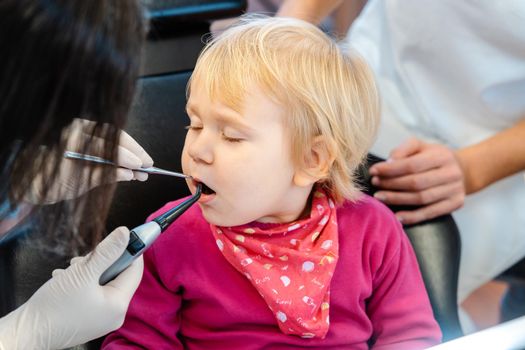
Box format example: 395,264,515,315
0,1,152,349
278,0,525,321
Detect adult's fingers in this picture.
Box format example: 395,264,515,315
87,227,130,276
369,147,451,178
373,181,464,206
65,132,141,170
103,256,144,330
371,165,463,191
70,256,84,265
70,126,153,169
389,137,423,160
116,145,143,170
118,131,153,168
52,269,66,278
115,168,134,182
132,171,149,182
393,194,465,225
105,255,144,300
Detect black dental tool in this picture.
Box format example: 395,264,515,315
99,184,202,285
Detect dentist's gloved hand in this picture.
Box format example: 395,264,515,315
0,227,143,350
26,118,154,204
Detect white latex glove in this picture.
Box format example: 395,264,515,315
26,118,154,204
0,227,144,350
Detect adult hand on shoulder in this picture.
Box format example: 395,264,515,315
0,227,143,350
368,138,466,225
26,118,154,204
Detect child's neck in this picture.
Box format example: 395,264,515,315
255,188,314,224
297,190,314,220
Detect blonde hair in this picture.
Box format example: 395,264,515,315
189,15,380,203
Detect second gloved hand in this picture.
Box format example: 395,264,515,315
0,227,143,350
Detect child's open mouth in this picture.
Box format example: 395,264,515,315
193,179,216,203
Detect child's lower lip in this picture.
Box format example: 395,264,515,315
198,192,215,204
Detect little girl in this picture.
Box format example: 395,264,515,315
103,16,441,349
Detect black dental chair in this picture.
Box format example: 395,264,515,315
357,154,463,341
497,257,525,322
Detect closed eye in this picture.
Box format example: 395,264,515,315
222,133,243,143
185,125,202,131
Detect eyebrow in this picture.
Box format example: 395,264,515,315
186,103,255,133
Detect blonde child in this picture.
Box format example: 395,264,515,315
103,16,441,349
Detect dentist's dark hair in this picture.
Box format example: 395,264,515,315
0,0,145,253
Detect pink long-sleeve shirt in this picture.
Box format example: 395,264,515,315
103,195,441,349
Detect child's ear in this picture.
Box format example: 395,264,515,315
293,135,335,187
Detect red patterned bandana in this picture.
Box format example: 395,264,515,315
210,188,339,339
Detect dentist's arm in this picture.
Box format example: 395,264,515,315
457,118,525,194
0,227,143,350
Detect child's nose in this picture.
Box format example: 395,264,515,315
188,132,214,164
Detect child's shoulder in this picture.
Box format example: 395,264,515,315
337,193,405,246
338,193,401,227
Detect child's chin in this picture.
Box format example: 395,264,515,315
201,210,251,227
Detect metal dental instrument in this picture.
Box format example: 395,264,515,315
99,183,202,285
64,151,190,179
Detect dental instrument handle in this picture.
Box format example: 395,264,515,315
63,151,191,179
64,151,114,165
99,184,202,285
